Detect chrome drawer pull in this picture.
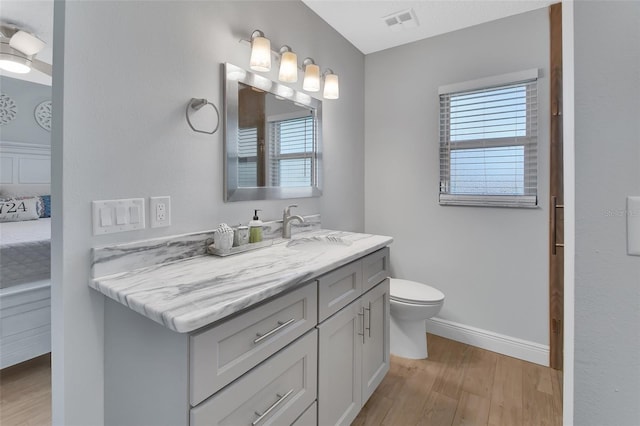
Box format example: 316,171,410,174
365,302,371,338
251,388,294,425
254,318,296,344
357,308,365,344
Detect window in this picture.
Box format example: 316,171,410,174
439,70,538,207
268,115,315,187
237,127,258,187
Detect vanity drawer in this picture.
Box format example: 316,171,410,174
362,247,390,292
190,282,318,406
190,330,318,426
317,260,363,322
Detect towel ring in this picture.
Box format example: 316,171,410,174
186,98,220,135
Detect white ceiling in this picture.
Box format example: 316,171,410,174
0,0,554,86
302,0,554,54
0,0,53,86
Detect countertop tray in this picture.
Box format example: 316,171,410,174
207,239,274,257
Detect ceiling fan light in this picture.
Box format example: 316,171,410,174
0,46,32,74
0,59,31,74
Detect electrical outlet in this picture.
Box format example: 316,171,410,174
150,196,171,228
157,202,166,221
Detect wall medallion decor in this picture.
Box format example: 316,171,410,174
0,93,17,125
34,100,52,131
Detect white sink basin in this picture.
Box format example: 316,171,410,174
286,235,353,251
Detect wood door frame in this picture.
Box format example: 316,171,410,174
549,2,564,371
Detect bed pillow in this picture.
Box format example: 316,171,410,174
0,197,42,222
39,195,51,218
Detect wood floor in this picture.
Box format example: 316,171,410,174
0,335,562,426
0,353,51,426
354,334,563,426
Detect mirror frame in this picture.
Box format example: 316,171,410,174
223,63,323,202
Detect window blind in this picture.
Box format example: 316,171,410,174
439,78,538,208
237,127,258,187
269,116,315,187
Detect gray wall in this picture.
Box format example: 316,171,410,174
364,9,550,346
51,1,364,424
573,1,640,424
0,76,51,145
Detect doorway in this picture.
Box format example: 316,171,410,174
548,2,564,372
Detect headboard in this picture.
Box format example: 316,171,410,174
0,142,51,197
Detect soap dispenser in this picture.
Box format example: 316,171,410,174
249,209,263,243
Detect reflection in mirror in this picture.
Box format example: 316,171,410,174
224,63,322,202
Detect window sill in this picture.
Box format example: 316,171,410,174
439,194,538,208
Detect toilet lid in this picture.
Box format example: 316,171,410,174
390,279,445,305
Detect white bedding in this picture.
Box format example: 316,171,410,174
0,217,51,245
0,218,51,289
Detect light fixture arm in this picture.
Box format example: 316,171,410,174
0,25,19,39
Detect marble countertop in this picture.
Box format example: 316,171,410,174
90,229,392,333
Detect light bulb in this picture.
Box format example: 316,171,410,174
0,59,31,74
249,33,271,72
278,49,298,83
323,73,339,99
303,61,320,92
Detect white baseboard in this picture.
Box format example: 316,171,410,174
426,317,549,366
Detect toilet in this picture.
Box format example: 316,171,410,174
390,278,445,359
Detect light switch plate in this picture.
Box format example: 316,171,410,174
92,198,145,235
628,196,640,256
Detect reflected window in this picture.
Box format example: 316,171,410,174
238,127,258,187
268,116,315,187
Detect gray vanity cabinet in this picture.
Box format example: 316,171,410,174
104,283,318,426
103,246,390,426
317,248,390,426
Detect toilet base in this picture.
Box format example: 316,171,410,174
390,316,429,359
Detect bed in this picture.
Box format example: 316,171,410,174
0,142,51,369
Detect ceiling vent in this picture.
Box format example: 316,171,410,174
381,8,420,32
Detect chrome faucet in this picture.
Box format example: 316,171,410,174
282,204,304,239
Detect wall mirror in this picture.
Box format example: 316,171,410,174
224,63,323,202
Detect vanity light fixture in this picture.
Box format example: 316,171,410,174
240,31,340,98
302,58,320,92
249,30,271,72
278,46,298,83
322,69,339,100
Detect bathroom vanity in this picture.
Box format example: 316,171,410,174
91,229,392,425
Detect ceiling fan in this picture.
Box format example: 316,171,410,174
0,25,52,76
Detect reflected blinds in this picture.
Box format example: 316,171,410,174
238,127,258,187
439,78,538,207
269,116,315,187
